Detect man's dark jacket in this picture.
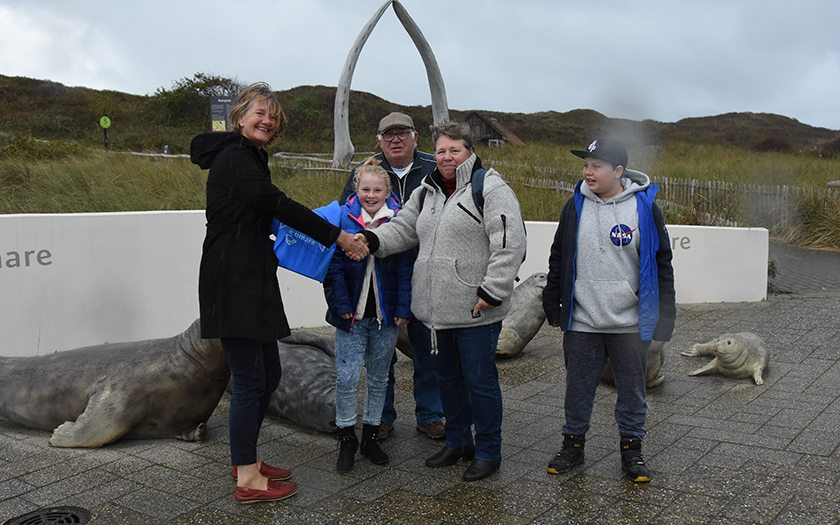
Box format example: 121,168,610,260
191,132,340,341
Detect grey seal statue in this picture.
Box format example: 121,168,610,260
602,340,666,388
496,273,547,358
681,332,769,385
394,273,548,360
264,331,337,433
0,319,230,447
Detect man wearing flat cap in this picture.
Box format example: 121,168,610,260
339,112,445,441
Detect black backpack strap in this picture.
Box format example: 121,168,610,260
416,187,428,210
471,168,486,216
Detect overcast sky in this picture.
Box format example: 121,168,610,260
1,0,838,130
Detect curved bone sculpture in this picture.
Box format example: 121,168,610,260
0,319,230,448
333,0,450,167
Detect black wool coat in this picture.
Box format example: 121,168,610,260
191,132,340,341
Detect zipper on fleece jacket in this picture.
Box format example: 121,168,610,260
501,214,507,248
457,202,481,224
425,185,447,353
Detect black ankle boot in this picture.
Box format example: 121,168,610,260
360,424,388,465
463,457,501,482
425,443,476,467
620,438,650,483
336,426,358,472
547,434,585,475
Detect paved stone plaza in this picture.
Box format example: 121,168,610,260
1,241,839,524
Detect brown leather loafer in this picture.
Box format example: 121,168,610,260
231,463,292,482
416,421,446,440
234,480,298,504
379,422,393,440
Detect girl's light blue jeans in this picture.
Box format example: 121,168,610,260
334,318,398,429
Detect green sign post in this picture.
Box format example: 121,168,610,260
100,116,111,149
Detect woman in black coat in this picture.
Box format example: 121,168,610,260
190,82,367,504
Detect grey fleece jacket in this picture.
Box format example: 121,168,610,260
571,169,650,333
369,153,526,330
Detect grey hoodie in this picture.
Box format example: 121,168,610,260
371,153,527,330
570,169,651,333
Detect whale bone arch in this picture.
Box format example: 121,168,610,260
333,0,450,167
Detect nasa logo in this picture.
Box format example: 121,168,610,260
610,224,636,247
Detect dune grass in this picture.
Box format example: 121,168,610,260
2,141,838,249
483,141,840,189
0,152,206,213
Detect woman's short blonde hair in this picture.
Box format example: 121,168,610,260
229,82,288,145
352,157,391,192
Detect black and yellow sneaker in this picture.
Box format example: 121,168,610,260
620,438,651,483
547,434,585,475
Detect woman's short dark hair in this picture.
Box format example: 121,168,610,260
229,82,288,145
431,122,475,151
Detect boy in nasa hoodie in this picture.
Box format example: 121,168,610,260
542,138,676,482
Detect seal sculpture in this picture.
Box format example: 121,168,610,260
681,332,769,385
602,340,666,389
0,319,230,447
265,331,338,433
393,273,548,360
496,273,548,358
396,325,413,358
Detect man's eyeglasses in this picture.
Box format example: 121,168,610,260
379,130,413,141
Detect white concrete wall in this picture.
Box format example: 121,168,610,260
665,224,768,304
519,222,769,305
0,212,768,356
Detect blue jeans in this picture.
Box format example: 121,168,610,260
433,321,503,461
222,337,281,466
381,318,444,427
562,331,649,441
334,318,398,428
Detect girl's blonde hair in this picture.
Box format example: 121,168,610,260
352,157,392,191
229,82,288,146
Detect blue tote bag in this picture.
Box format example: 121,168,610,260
271,200,341,282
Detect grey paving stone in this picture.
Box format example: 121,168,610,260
0,243,838,522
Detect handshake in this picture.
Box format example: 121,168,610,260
336,231,370,261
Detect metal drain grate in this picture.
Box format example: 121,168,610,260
3,506,90,525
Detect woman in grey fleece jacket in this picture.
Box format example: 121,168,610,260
363,123,526,482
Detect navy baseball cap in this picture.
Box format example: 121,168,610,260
571,138,628,168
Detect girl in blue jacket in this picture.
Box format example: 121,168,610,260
323,159,413,473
